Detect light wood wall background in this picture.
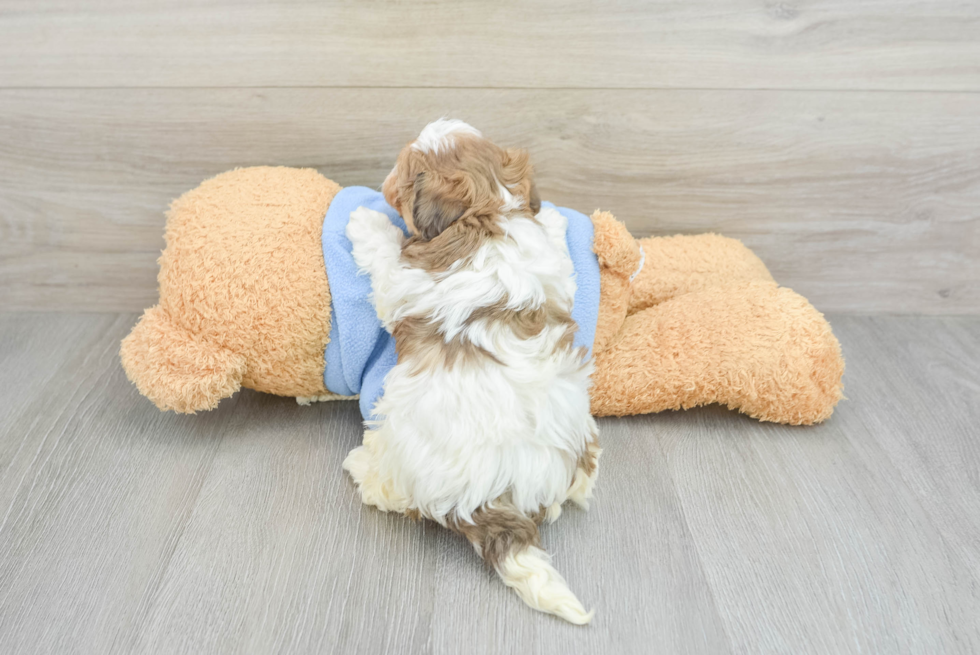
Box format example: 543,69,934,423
1,0,978,314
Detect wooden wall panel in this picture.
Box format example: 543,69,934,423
1,88,977,313
0,1,978,90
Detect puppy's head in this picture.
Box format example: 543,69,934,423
383,120,540,241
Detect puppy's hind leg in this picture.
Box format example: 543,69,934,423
549,435,603,520
452,499,594,625
343,431,410,514
566,439,602,511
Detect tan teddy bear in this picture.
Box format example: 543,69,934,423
121,166,843,425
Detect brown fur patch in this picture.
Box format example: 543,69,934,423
400,212,504,272
449,496,546,568
576,437,601,479
392,316,501,373
410,171,466,239
383,130,538,273
466,299,577,343
393,295,579,376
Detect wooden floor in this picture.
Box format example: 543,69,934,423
0,312,977,654
1,2,978,652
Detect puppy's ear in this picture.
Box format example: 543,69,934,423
412,172,466,241
501,147,538,213
528,181,541,215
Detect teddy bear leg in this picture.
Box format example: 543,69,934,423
120,305,247,413
629,234,775,314
590,281,844,425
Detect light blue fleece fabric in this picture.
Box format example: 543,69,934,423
322,187,600,420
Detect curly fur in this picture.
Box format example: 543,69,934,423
343,121,598,624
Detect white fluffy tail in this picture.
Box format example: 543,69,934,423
496,546,594,625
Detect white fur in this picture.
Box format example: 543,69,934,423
411,118,482,155
343,150,598,624
344,205,597,523
497,181,524,213
498,547,594,625
630,245,646,284
565,446,601,510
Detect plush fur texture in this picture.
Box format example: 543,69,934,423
120,166,339,412
591,210,642,354
584,225,844,424
590,274,844,424
342,120,598,624
121,164,844,425
119,141,845,623
629,232,775,312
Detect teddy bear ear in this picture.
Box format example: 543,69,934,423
411,172,466,240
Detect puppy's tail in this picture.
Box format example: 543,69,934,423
497,545,594,625
453,501,593,625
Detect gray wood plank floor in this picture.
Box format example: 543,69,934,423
1,313,978,654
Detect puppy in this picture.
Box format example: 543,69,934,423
343,120,600,624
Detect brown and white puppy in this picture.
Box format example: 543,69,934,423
343,119,600,624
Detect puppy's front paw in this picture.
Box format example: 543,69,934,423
346,206,403,246
347,207,405,273
536,207,568,245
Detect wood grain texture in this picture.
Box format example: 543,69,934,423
0,1,978,90
2,88,978,314
827,316,980,577
644,314,980,653
1,312,979,654
0,314,229,654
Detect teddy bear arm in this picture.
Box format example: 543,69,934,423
629,234,775,314
589,210,641,353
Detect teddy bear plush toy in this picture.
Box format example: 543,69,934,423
120,166,844,425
